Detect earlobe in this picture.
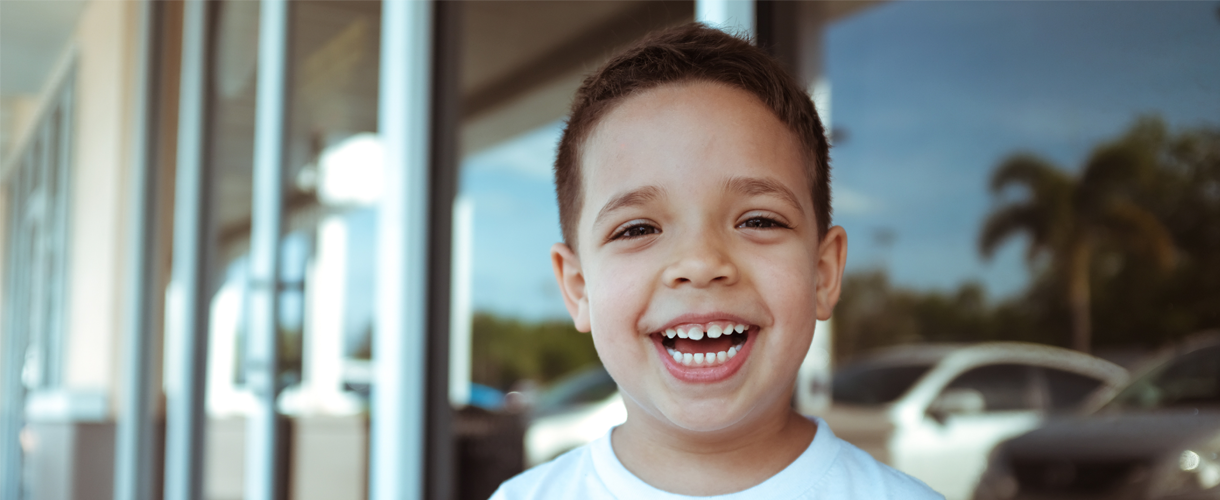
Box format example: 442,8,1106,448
814,226,848,321
551,243,592,332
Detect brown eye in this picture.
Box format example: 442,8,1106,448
613,223,660,240
739,217,785,229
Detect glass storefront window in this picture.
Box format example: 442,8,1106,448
452,3,693,496
202,2,381,499
826,1,1220,357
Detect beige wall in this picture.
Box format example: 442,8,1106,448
1,95,42,160
62,0,142,408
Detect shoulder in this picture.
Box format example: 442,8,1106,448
489,443,608,500
814,435,945,500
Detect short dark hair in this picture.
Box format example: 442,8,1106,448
554,22,832,248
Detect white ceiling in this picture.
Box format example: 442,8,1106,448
0,0,86,96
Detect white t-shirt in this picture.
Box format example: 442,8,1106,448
491,418,944,499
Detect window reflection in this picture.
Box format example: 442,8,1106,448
826,0,1220,360
202,2,380,499
453,121,603,497
1108,346,1220,411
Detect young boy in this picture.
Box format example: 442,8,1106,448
493,24,943,499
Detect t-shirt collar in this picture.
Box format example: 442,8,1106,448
590,417,841,499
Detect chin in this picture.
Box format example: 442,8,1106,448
654,395,757,433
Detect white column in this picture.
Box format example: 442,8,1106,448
302,215,350,410
696,0,755,38
797,320,834,414
448,196,473,407
807,51,834,415
372,1,433,499
810,78,832,138
206,279,254,416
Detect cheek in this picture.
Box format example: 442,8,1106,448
585,272,651,400
750,243,820,306
748,242,821,361
585,258,654,359
587,256,653,323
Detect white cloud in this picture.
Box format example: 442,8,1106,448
833,185,883,215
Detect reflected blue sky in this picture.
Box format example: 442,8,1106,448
827,0,1220,296
344,207,378,348
460,1,1220,321
462,123,570,320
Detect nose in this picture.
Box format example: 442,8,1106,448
662,231,739,288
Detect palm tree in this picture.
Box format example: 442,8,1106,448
980,120,1176,353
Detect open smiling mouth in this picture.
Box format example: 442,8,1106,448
656,322,752,367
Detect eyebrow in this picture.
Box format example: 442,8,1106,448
594,185,665,227
724,176,804,213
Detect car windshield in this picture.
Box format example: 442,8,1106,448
532,365,617,415
1104,345,1220,412
833,363,933,405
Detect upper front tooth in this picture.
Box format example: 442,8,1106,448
734,324,746,333
665,328,676,338
677,328,688,339
688,326,704,340
707,325,722,338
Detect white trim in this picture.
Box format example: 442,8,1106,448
24,388,109,423
1,45,79,182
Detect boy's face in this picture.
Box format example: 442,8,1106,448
552,81,847,433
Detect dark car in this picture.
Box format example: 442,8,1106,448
974,334,1220,500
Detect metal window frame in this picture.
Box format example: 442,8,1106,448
425,3,462,498
163,1,216,499
156,2,465,499
0,51,77,500
114,1,168,499
372,1,462,498
245,1,291,499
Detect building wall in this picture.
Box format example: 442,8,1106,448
63,0,141,408
15,3,147,499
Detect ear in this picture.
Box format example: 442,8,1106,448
551,242,592,332
814,226,848,321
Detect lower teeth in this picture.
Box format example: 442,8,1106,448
668,345,740,366
661,329,747,367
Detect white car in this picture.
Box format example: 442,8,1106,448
815,342,1128,500
524,366,626,467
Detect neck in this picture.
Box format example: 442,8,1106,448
611,401,816,495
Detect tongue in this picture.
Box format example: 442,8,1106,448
674,337,734,354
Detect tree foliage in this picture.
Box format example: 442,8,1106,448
470,313,601,391
832,271,1043,363
979,117,1179,352
835,118,1220,361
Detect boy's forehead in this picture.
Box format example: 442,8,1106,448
578,82,811,225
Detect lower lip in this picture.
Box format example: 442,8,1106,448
652,329,756,383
